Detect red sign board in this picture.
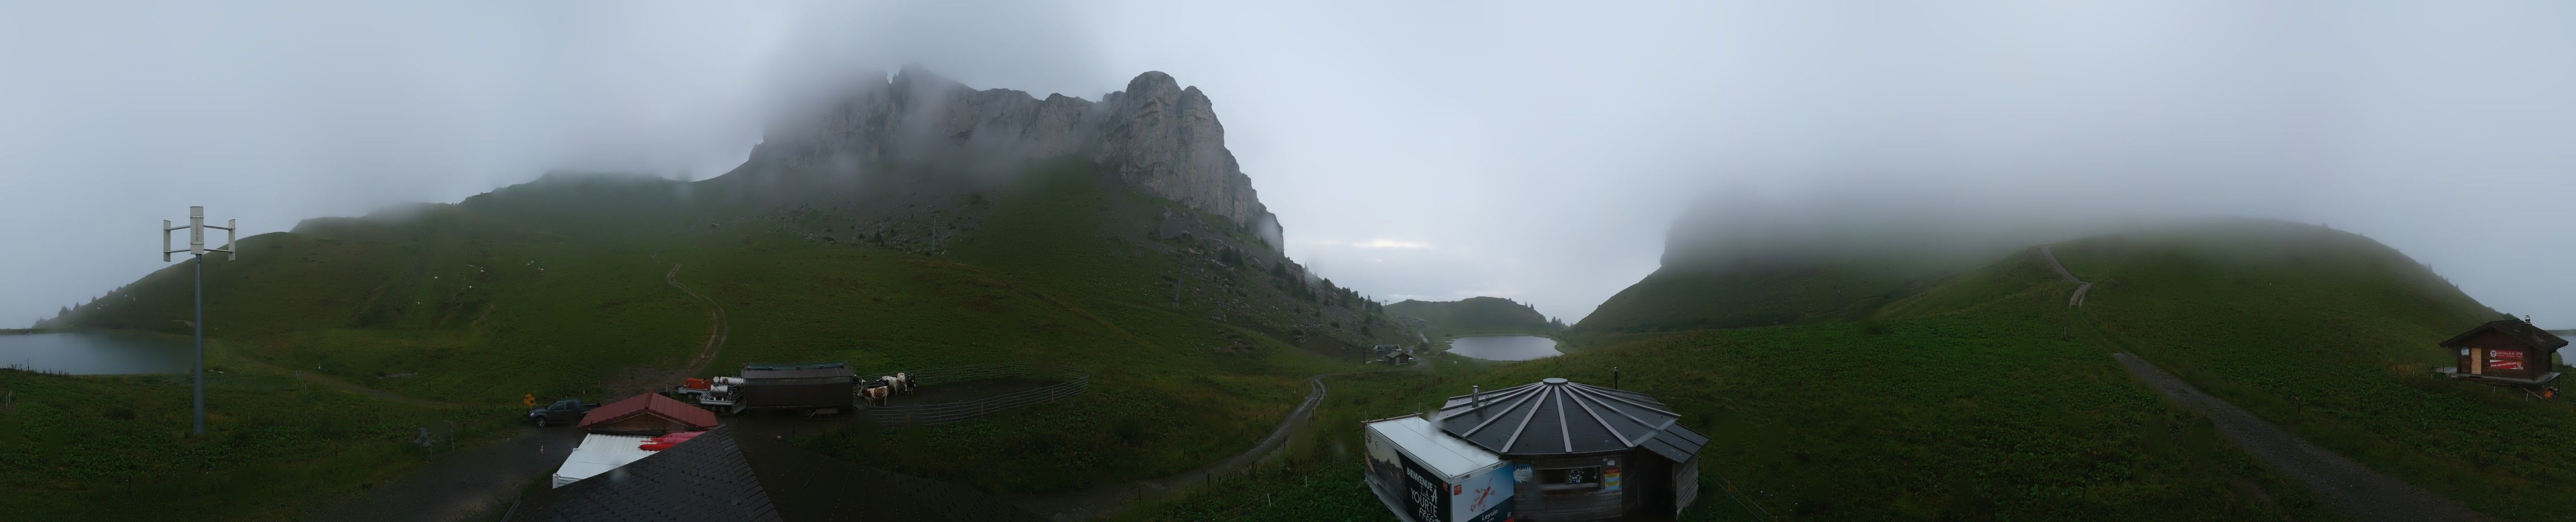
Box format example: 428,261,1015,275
2488,350,2526,371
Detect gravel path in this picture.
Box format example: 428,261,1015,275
662,263,730,378
2112,353,2483,521
306,255,735,521
306,425,585,522
1007,364,1416,521
2039,245,2093,306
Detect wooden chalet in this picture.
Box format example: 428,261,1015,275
578,393,720,435
2436,319,2567,389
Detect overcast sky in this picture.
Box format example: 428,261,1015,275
3,1,2571,328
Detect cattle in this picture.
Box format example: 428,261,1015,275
893,372,915,393
859,385,889,407
879,375,903,396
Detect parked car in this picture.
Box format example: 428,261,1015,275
527,398,600,427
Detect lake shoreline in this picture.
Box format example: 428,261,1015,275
0,329,197,374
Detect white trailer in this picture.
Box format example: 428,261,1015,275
1363,415,1515,522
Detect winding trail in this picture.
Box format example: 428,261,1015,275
1007,363,1418,521
2039,245,2092,306
309,253,738,522
662,262,731,378
2041,246,2482,521
2112,353,2482,521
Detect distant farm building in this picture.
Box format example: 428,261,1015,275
2438,319,2568,390
1365,377,1707,522
1373,344,1415,364
579,393,720,435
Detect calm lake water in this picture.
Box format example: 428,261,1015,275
0,331,195,374
1447,335,1563,361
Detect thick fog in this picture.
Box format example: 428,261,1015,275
3,2,2571,328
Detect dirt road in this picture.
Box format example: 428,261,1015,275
1008,368,1382,521
663,263,730,378
2039,245,2093,306
2113,353,2482,521
306,425,585,522
306,256,735,521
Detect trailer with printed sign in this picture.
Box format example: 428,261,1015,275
1363,415,1515,522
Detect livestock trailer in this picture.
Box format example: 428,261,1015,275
1364,415,1516,522
684,362,857,414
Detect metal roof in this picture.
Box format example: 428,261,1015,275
740,363,856,380
509,425,1049,522
551,433,659,488
511,426,784,522
578,393,720,431
1436,377,1707,459
1365,415,1507,479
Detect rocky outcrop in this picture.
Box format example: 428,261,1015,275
749,66,1283,249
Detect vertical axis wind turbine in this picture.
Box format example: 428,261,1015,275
163,206,235,437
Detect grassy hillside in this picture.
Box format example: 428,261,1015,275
22,160,1418,518
0,344,520,522
1122,246,2337,520
1564,257,1944,338
2055,220,2576,520
1132,219,2574,520
1386,296,1556,337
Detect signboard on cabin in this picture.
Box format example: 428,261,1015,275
2490,350,2526,371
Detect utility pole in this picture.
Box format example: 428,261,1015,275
163,206,236,437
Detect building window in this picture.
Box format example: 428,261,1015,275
1538,466,1602,492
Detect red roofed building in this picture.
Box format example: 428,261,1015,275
578,393,719,434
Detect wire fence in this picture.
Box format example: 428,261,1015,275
853,363,1089,427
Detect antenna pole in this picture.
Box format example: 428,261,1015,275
192,253,204,436
163,206,236,438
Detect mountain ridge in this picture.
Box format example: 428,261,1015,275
734,66,1284,250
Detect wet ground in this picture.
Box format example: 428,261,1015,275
306,425,584,522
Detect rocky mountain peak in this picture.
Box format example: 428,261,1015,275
744,67,1284,251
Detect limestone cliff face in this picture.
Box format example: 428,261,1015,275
750,66,1283,249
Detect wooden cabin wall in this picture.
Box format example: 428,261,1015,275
1513,453,1629,522
1622,454,1673,518
2455,330,2547,379
1672,456,1701,517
